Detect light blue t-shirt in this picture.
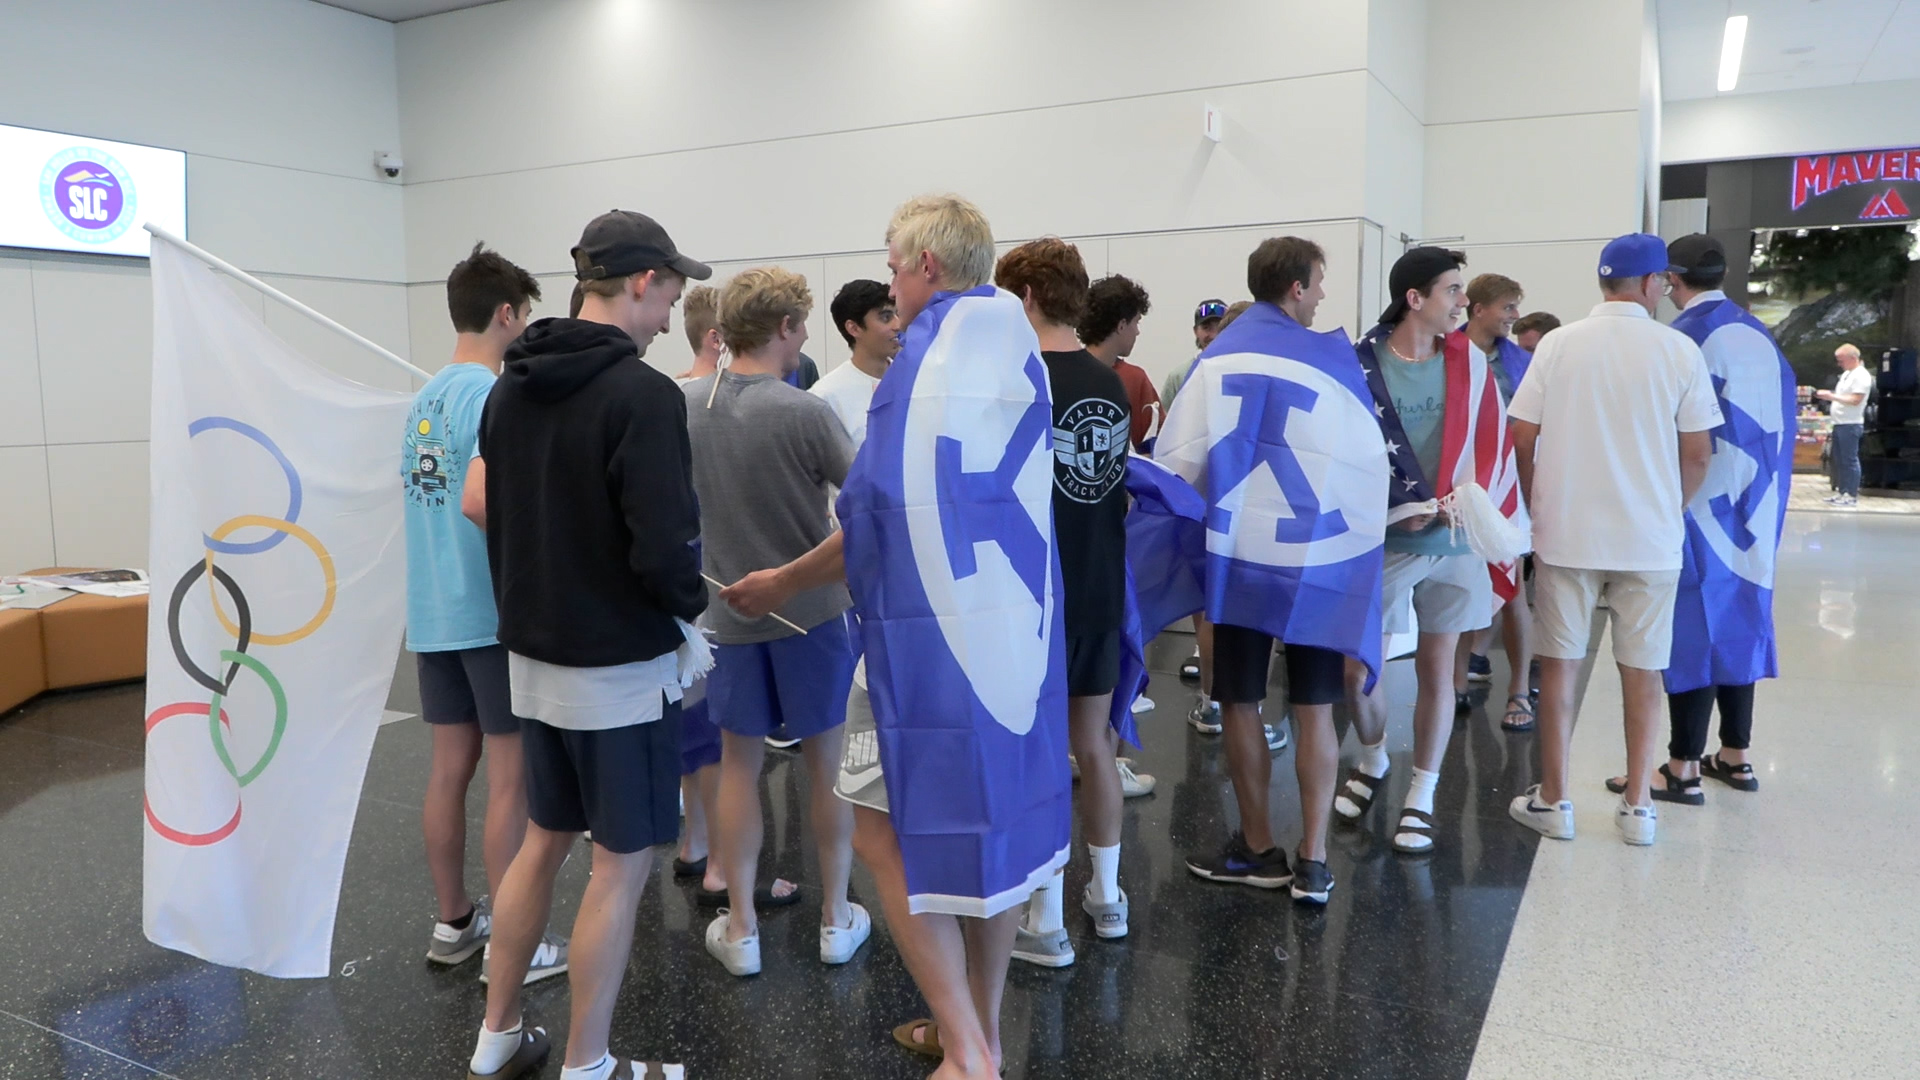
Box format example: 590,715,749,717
402,362,499,651
1375,341,1471,557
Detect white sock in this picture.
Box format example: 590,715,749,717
1088,843,1121,904
470,1021,523,1076
1025,871,1065,934
1357,738,1389,779
1406,766,1441,816
560,1054,616,1080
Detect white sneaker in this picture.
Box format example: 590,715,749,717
1508,784,1575,840
704,912,760,976
1130,695,1155,714
819,903,872,965
1116,758,1157,798
1615,798,1658,846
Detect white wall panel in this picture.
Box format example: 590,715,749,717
1365,78,1428,249
402,75,1371,283
46,441,149,571
0,0,398,182
31,262,153,446
0,446,56,573
188,158,407,283
1425,0,1647,125
1367,0,1429,124
1105,221,1366,389
396,0,1367,185
0,261,45,448
1424,113,1645,246
1662,79,1920,163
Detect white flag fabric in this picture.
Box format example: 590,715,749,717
143,238,411,978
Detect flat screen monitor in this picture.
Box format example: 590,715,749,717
0,121,186,258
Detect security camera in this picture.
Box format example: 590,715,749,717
376,152,403,179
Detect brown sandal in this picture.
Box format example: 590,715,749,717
892,1019,943,1060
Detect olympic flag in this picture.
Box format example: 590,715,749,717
143,238,412,977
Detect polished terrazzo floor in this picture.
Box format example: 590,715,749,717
1,509,1908,1079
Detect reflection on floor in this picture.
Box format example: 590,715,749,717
1468,510,1920,1080
1,629,1564,1077
1784,483,1920,515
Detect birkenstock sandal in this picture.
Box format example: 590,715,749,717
893,1019,943,1060
1392,808,1436,853
1334,765,1388,820
1605,763,1703,805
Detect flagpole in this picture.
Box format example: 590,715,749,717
143,223,431,383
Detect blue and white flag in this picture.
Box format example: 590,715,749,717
836,285,1070,918
1123,456,1207,639
1155,303,1390,687
1665,294,1795,694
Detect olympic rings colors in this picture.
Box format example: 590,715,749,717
187,417,303,555
146,416,333,848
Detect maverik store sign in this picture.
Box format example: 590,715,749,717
1766,147,1920,225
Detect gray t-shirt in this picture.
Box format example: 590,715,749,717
684,371,856,643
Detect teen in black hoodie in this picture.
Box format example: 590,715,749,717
462,209,711,1080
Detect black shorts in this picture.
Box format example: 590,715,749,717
522,700,681,854
417,645,520,737
1065,630,1121,698
1211,624,1345,707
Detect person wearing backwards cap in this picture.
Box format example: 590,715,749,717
1504,233,1722,849
461,209,713,1080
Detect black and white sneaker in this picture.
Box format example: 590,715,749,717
1290,859,1335,905
1467,653,1492,682
1186,832,1292,889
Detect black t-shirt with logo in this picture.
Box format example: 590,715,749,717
1044,349,1130,637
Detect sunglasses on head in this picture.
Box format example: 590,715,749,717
1194,301,1228,323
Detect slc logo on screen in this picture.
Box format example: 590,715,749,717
40,146,137,244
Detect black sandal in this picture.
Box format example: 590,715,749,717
672,855,707,878
1604,763,1703,805
1336,765,1388,819
1701,753,1759,792
695,880,803,908
1501,695,1536,733
1392,808,1436,853
1454,691,1473,717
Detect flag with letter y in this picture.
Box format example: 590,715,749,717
837,284,1071,917
1665,296,1795,693
1155,302,1389,686
143,238,411,977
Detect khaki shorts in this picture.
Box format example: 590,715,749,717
1381,551,1494,635
1533,561,1680,670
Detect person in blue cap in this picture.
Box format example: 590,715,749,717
1503,233,1723,849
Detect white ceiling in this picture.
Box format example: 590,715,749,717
1659,0,1920,100
312,0,501,21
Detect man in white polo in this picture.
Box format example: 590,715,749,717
1817,343,1873,506
1505,233,1721,848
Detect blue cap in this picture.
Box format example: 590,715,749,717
1597,233,1679,278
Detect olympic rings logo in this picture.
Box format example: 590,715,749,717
144,417,335,847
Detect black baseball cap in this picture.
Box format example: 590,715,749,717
1665,233,1727,277
1379,246,1466,326
1194,299,1228,326
572,210,712,282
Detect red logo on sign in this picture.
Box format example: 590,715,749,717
1792,150,1919,210
1860,188,1912,220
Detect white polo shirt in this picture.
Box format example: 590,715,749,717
1508,301,1724,572
1832,364,1874,425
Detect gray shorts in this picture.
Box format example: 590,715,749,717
834,680,888,814
416,645,520,737
1381,551,1494,635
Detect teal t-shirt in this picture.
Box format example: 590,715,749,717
402,363,499,651
1374,341,1471,557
